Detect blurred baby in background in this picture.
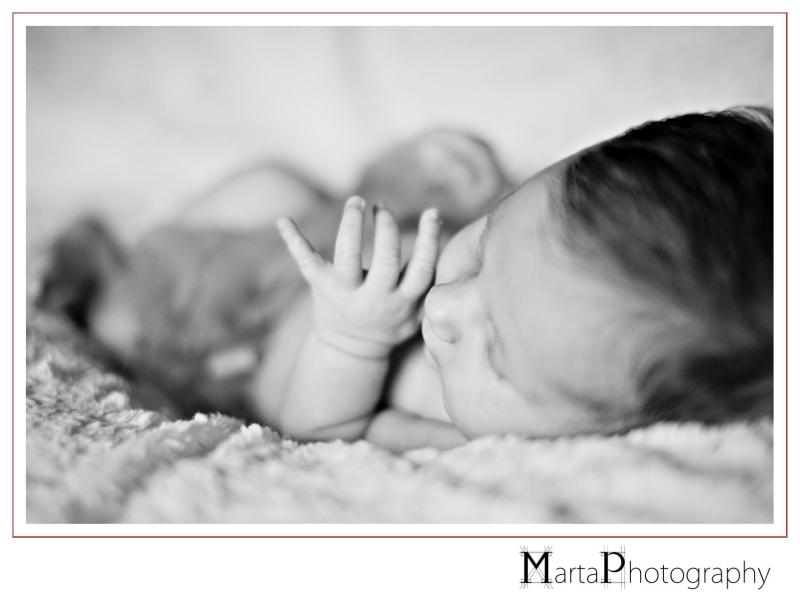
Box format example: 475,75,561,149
39,129,511,449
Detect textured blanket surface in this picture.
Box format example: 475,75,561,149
26,309,773,524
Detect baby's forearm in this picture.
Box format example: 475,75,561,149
278,331,389,441
365,409,467,452
274,199,441,444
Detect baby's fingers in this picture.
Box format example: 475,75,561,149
333,196,366,286
400,208,440,297
276,217,326,284
366,207,401,290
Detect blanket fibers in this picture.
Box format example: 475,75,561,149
25,306,773,524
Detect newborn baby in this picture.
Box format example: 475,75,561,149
40,110,774,452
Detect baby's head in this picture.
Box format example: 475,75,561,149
422,107,773,439
356,129,512,227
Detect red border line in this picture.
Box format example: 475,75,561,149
785,10,790,540
11,10,789,539
10,535,788,539
8,11,791,15
10,10,14,539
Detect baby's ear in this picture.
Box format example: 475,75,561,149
417,130,491,178
354,129,511,227
415,129,511,215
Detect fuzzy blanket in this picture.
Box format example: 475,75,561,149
25,307,773,524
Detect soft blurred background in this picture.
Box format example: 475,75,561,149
27,26,773,244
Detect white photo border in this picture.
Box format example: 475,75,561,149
11,9,788,538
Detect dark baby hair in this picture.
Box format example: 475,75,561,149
559,107,773,423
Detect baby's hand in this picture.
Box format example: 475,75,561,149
277,197,440,359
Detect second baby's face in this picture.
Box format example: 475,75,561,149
422,163,660,439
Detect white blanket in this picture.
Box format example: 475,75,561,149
26,311,772,524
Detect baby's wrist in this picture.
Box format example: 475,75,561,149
311,328,394,361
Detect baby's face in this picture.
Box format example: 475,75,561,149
422,164,654,438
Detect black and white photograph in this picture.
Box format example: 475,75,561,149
23,23,776,525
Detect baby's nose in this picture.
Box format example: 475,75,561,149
423,283,461,343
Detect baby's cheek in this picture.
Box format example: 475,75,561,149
439,357,491,432
452,340,539,437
